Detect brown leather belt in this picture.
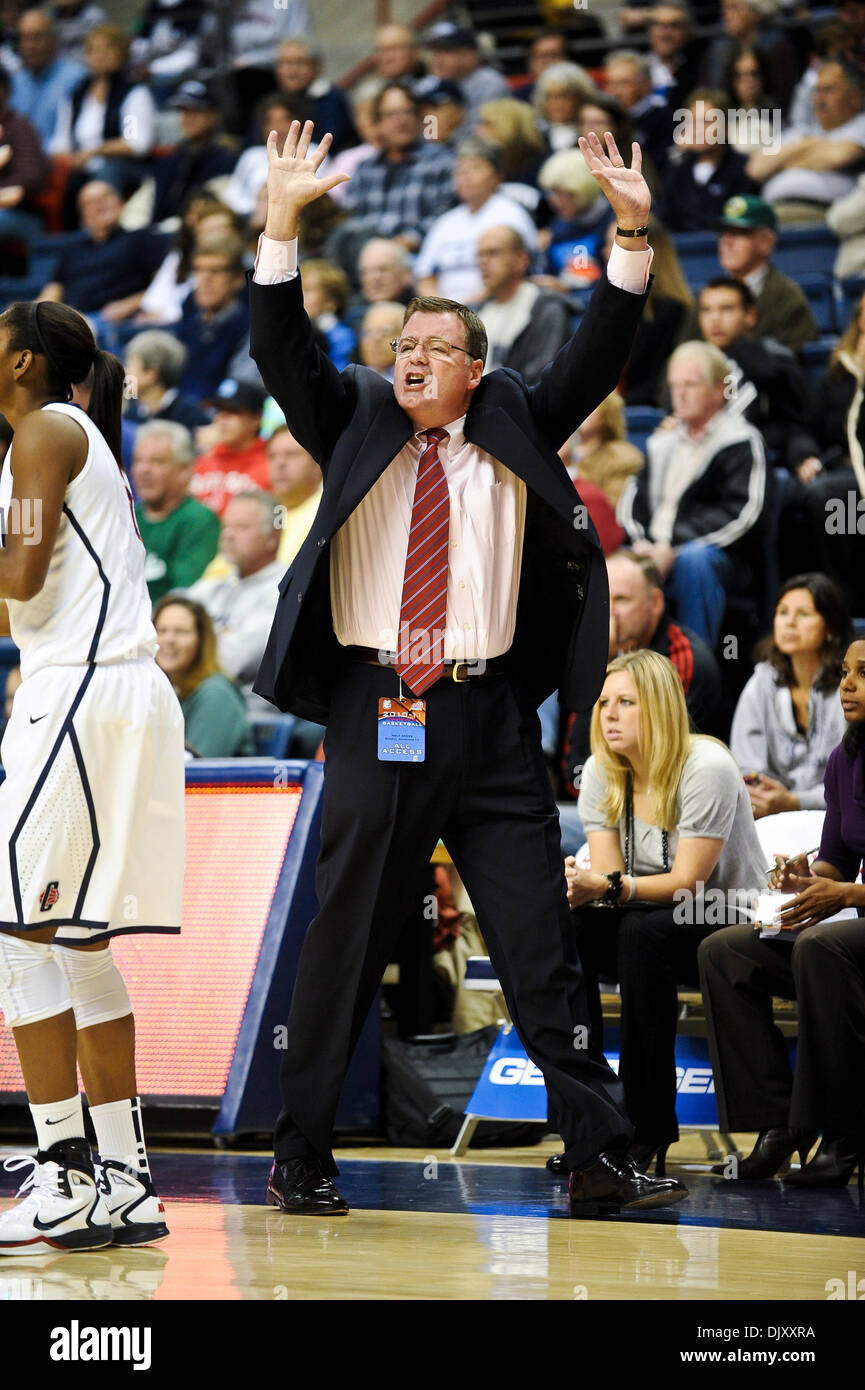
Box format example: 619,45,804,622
347,647,509,683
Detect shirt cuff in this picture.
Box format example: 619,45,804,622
253,234,298,284
606,242,653,294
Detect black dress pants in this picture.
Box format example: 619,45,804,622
572,904,723,1144
698,919,865,1133
274,661,632,1173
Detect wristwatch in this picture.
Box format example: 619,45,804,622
616,225,649,237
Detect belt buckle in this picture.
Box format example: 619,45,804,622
452,661,469,683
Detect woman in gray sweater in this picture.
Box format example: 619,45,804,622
731,574,851,816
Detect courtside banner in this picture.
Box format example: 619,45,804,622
464,1026,743,1128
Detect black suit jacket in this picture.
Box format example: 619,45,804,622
249,270,649,724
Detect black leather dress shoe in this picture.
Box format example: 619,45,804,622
546,1152,568,1175
568,1150,688,1217
266,1157,349,1215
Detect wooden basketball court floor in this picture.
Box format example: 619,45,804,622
1,1133,863,1303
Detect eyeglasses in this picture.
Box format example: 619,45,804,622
390,336,473,361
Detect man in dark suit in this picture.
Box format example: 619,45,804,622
250,121,688,1218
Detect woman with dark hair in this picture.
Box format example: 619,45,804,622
0,299,185,1253
721,43,780,152
699,637,865,1185
153,595,254,757
731,574,852,817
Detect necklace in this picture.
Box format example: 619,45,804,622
624,775,669,876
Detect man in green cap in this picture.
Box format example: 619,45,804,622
716,194,819,351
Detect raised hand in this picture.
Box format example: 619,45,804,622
264,120,350,240
577,131,651,231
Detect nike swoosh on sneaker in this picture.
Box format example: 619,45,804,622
32,1199,93,1232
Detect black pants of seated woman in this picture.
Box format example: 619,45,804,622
698,920,865,1134
571,905,729,1145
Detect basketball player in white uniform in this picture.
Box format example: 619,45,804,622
0,301,185,1253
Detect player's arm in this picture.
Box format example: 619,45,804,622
0,600,10,635
0,412,84,601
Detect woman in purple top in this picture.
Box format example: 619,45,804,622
698,638,865,1186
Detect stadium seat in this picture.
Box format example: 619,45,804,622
798,274,837,334
772,226,838,279
800,335,838,391
835,275,865,334
624,405,665,455
251,715,297,759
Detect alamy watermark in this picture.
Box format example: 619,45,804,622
674,100,781,152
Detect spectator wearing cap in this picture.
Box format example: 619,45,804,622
0,63,49,243
175,234,250,401
10,7,84,147
132,419,221,603
188,489,285,715
148,80,239,227
356,300,404,380
413,76,467,147
266,423,322,567
661,85,758,232
189,378,270,516
51,24,157,220
341,80,455,253
273,39,356,155
130,0,209,98
124,330,212,434
716,194,818,349
747,59,865,216
477,226,572,386
425,22,509,131
413,137,538,304
39,179,169,326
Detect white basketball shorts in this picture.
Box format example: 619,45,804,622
0,659,185,945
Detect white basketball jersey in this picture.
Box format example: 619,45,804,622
0,403,157,679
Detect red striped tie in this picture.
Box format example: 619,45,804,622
395,427,449,695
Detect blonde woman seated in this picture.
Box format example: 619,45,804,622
560,389,643,508
557,649,765,1175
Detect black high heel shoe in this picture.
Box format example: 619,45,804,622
711,1127,816,1179
629,1139,670,1176
783,1134,865,1188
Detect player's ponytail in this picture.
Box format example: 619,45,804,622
86,348,125,469
2,300,125,468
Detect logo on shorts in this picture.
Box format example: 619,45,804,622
39,881,60,912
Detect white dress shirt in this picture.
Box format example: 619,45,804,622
253,234,652,659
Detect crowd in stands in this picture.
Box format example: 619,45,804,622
0,0,861,1179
